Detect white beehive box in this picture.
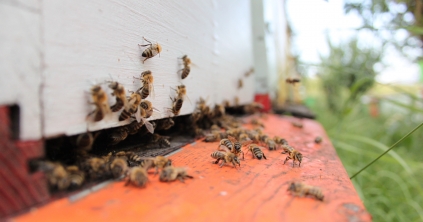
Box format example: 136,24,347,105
0,0,287,140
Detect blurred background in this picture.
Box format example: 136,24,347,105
280,0,423,221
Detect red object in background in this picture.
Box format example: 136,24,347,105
254,94,272,112
0,106,49,218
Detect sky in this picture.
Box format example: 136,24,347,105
285,0,421,84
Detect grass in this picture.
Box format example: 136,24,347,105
305,80,423,221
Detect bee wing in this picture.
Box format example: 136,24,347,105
143,118,155,134
134,107,142,123
150,84,155,99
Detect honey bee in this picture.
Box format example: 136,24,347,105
138,121,157,137
110,157,129,179
237,79,243,89
273,136,288,146
264,138,277,151
125,166,149,187
204,131,221,142
109,127,129,145
223,100,230,107
191,111,202,124
315,136,322,144
246,144,267,160
135,70,154,99
141,156,172,174
119,92,141,121
292,121,303,128
179,55,191,79
66,166,85,189
251,118,265,128
194,127,204,138
83,157,109,180
169,96,184,116
286,78,301,84
88,85,111,122
108,81,127,112
227,136,244,160
139,37,162,63
151,134,171,147
217,138,234,153
239,133,252,144
210,151,240,168
159,166,193,183
139,100,154,118
156,118,175,131
281,145,302,167
287,182,324,201
75,131,100,156
213,104,225,117
38,161,70,191
115,151,143,166
245,68,254,77
126,120,144,135
210,124,221,132
243,102,264,114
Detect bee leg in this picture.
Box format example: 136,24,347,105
232,161,237,168
185,175,194,179
284,156,290,165
177,176,185,183
263,153,267,160
214,158,221,164
142,37,152,44
242,151,245,160
219,160,226,168
292,160,295,167
142,57,150,64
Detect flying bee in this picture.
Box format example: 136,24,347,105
88,85,111,122
65,166,85,189
134,70,154,99
273,136,288,146
159,166,193,183
246,144,267,160
286,78,301,85
110,157,129,179
245,68,254,77
75,130,100,156
315,136,322,144
151,133,171,148
125,166,149,187
109,127,129,145
139,37,162,63
179,55,191,79
119,92,141,121
210,151,240,168
168,96,184,116
237,79,243,89
108,81,127,112
287,182,324,201
213,104,225,117
37,161,70,191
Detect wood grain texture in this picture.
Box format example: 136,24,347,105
0,1,42,140
42,0,254,137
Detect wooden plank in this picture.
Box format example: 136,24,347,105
42,0,254,138
0,1,42,140
14,114,371,221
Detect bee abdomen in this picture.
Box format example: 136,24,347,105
181,67,190,79
252,147,264,159
119,109,132,121
159,138,171,147
140,87,150,99
111,99,124,112
221,139,233,150
211,151,224,159
94,109,104,122
142,49,152,58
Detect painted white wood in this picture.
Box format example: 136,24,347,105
0,1,42,140
251,0,287,98
41,0,255,137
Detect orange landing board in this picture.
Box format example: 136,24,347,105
14,114,371,222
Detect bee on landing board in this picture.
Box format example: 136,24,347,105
37,161,70,191
217,138,234,153
281,145,302,167
141,156,172,174
108,81,127,112
138,37,162,63
210,151,240,168
227,135,244,160
82,157,109,180
125,166,149,187
109,157,129,179
273,136,288,146
134,70,154,99
65,166,85,189
287,182,324,201
245,144,267,160
151,133,171,148
119,92,142,121
159,166,193,183
179,55,191,79
88,85,111,122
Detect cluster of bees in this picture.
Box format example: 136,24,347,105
37,37,323,201
187,99,324,201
